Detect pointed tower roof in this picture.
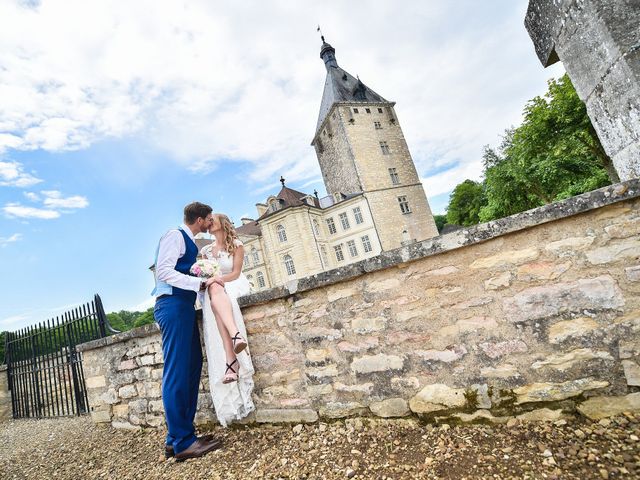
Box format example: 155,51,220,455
316,38,388,132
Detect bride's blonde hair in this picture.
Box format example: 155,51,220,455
216,214,240,255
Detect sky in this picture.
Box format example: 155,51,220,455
0,0,564,331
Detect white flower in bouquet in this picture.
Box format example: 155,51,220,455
190,258,220,278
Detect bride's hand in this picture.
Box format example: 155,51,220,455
213,275,225,287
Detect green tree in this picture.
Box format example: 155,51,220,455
446,180,486,226
107,308,155,333
478,74,612,222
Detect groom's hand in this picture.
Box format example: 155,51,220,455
213,275,225,287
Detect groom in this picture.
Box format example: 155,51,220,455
152,201,222,461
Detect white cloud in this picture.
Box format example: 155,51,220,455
0,0,565,197
0,233,22,247
23,191,40,201
3,203,60,219
0,160,43,187
41,190,89,209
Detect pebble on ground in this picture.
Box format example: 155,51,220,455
2,413,640,479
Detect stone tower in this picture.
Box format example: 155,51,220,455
311,38,439,250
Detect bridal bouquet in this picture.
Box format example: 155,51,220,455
190,258,220,278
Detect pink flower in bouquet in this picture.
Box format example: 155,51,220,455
190,258,220,278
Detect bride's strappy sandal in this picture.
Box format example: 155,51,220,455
222,358,239,384
231,331,248,354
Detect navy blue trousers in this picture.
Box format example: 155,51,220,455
154,295,202,454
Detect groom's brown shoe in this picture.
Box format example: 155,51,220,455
174,437,222,462
165,434,217,458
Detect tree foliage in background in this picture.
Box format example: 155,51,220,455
107,308,155,332
445,74,613,225
433,215,447,233
446,180,486,226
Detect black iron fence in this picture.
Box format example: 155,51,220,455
4,294,118,419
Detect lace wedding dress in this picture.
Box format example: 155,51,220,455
200,240,255,427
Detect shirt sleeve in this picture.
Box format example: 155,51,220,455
156,230,202,292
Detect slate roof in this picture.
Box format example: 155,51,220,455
316,40,388,132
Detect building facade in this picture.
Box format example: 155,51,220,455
234,38,438,291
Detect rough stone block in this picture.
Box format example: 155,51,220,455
470,247,538,269
516,408,565,422
503,275,624,322
351,317,386,333
117,360,137,371
333,382,374,396
545,236,595,255
319,402,367,419
514,378,609,404
118,385,137,399
484,272,512,290
577,393,640,420
138,354,156,366
337,337,378,353
548,317,600,343
369,398,410,418
622,360,640,386
531,349,613,371
409,384,466,413
625,265,640,282
306,364,339,379
85,375,106,389
351,354,403,374
585,238,640,265
415,345,467,363
517,261,571,281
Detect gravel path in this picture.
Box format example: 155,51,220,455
2,414,640,479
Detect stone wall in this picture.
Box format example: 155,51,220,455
77,180,640,429
526,0,640,180
0,365,10,422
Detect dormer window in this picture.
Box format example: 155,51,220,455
353,108,359,114
378,108,383,113
269,199,279,212
365,108,371,114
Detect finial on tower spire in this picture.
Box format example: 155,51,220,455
317,25,325,43
280,176,286,187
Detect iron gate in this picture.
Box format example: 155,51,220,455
4,294,117,418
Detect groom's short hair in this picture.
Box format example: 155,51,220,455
184,202,213,224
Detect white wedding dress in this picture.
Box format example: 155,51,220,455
199,239,255,427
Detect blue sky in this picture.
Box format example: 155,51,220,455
0,0,564,330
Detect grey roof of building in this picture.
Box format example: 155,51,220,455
316,41,388,132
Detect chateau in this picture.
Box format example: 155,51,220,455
231,38,439,291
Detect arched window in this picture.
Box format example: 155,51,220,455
246,274,254,289
284,255,296,276
251,247,259,264
312,219,320,236
277,224,287,243
257,271,265,288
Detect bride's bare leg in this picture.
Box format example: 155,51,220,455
213,308,236,364
208,283,241,340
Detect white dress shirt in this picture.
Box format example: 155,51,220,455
155,223,201,295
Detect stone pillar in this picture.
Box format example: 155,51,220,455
0,365,11,422
525,0,640,180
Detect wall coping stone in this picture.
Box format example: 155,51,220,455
76,179,639,354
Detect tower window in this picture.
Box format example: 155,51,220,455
389,168,400,185
361,235,373,253
365,108,371,114
277,224,287,242
398,196,412,214
312,219,320,236
380,141,391,155
374,121,382,129
334,244,345,262
257,271,265,288
244,253,250,266
252,247,259,264
347,240,358,258
353,206,364,224
378,108,383,113
339,212,350,230
353,108,359,114
326,217,337,235
284,255,296,276
321,246,329,266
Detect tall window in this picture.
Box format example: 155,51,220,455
347,240,358,258
326,217,337,235
269,199,278,212
284,255,296,275
365,108,371,114
380,141,391,155
353,206,364,224
339,212,350,230
312,219,320,236
389,168,400,185
398,196,411,214
377,107,384,113
244,253,250,266
277,224,287,242
256,271,265,288
361,235,372,253
353,107,359,114
246,274,253,288
374,121,382,129
334,244,345,262
251,247,259,264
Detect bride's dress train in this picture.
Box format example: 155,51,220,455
200,240,255,427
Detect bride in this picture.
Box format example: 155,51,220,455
199,213,255,427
